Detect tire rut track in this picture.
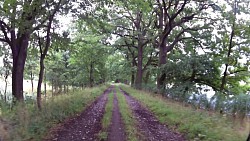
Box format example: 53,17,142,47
45,86,113,141
107,89,126,141
120,88,185,141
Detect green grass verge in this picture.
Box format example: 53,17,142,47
120,85,249,141
98,90,114,140
115,86,138,141
0,85,108,141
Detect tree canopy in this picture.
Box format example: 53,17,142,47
0,0,249,115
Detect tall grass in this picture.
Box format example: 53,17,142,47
0,85,108,141
121,85,249,141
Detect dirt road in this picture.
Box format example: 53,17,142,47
107,89,126,141
44,87,112,141
45,86,185,141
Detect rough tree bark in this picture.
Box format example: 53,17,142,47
51,79,54,97
44,68,47,100
133,11,149,89
12,34,30,101
157,38,167,90
63,85,66,93
144,71,150,84
89,61,94,87
131,58,136,86
4,75,8,102
30,71,34,93
37,53,45,109
246,133,250,141
135,44,143,89
3,58,10,102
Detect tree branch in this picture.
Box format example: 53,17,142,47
142,51,153,72
115,25,134,31
166,30,185,52
112,32,137,40
0,20,10,31
0,38,7,43
170,0,188,21
0,20,11,46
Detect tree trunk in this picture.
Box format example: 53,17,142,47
63,84,66,93
37,57,45,110
144,71,150,84
220,64,229,91
55,81,58,93
89,62,94,87
135,45,143,89
246,133,250,141
157,40,167,92
12,62,25,102
37,12,53,108
131,73,135,86
4,76,8,102
31,71,34,93
51,79,54,97
59,85,62,93
131,58,136,86
156,3,167,93
12,35,29,102
44,68,47,101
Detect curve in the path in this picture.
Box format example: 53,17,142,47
45,86,113,141
107,89,126,141
120,88,185,141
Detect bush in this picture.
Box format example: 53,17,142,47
229,94,250,119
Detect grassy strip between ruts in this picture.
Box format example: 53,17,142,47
98,90,114,140
120,85,249,141
115,86,139,141
0,85,108,141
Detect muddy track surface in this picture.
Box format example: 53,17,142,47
107,90,126,141
120,88,185,141
44,86,113,141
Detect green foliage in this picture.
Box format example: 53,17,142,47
106,52,131,82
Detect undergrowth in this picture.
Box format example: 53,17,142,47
120,85,249,141
116,86,138,141
0,85,108,141
98,90,114,140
